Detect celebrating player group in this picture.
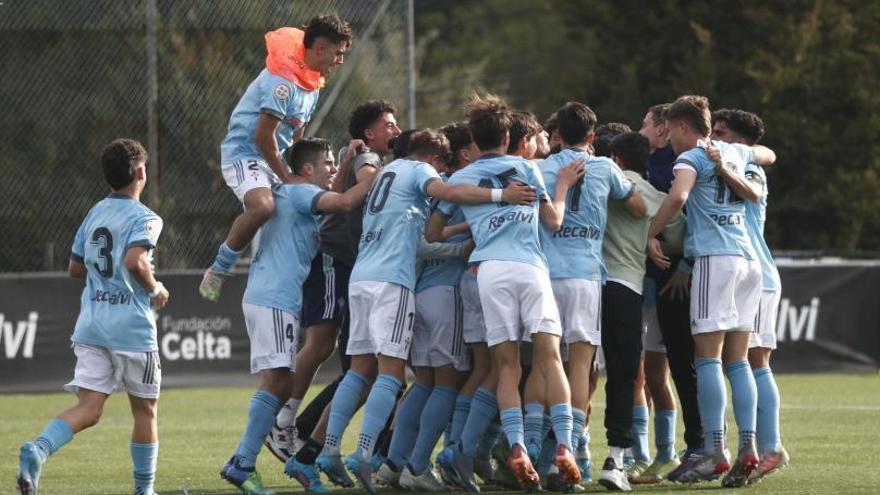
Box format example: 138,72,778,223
16,13,789,495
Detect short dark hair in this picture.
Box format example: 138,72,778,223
349,100,396,141
391,129,417,159
648,103,670,126
440,122,473,168
594,122,632,158
465,92,512,151
666,95,712,137
543,113,558,136
303,14,352,48
507,111,541,154
556,101,598,146
101,138,147,190
284,138,332,174
713,108,765,145
610,132,650,174
408,129,450,163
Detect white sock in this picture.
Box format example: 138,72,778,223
277,398,302,428
609,446,625,469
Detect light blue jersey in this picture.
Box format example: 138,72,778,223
417,176,471,292
350,158,442,290
71,194,163,352
674,140,756,260
220,69,320,163
437,154,550,269
744,163,780,291
539,149,634,281
243,183,326,314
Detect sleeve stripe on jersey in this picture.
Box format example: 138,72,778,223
70,252,84,263
126,240,156,252
311,191,327,215
674,158,698,171
422,176,441,196
260,107,285,120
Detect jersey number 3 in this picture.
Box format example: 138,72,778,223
91,227,114,278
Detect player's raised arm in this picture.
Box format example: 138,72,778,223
540,158,585,231
424,210,451,243
331,139,366,192
317,168,375,213
750,144,776,166
426,179,536,205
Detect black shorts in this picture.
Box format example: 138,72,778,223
301,253,352,328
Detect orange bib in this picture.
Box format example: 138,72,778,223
264,27,325,91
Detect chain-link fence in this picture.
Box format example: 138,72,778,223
0,0,409,272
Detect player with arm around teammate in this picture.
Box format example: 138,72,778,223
219,138,374,495
17,139,168,495
711,109,789,483
427,93,586,491
648,95,776,487
201,15,352,301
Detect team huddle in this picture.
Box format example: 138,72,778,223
15,13,788,495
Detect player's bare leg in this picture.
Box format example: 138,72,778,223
201,187,275,302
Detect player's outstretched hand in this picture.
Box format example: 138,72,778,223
501,181,537,205
151,282,170,310
660,270,690,301
557,159,586,187
647,237,671,270
345,139,366,160
707,146,723,170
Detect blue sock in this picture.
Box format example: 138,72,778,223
234,390,281,468
460,387,498,456
34,418,74,460
631,404,651,462
325,370,369,452
579,426,591,459
538,427,557,475
725,360,757,450
446,394,472,447
696,357,727,454
523,403,545,456
500,407,525,450
571,408,586,454
654,409,677,462
550,403,573,452
409,386,457,474
387,382,432,470
131,442,158,494
356,375,402,460
753,367,781,451
477,420,502,457
211,242,241,273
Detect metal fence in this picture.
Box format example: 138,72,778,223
0,0,410,272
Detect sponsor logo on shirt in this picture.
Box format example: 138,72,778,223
709,213,744,226
90,289,133,305
274,84,290,100
487,210,534,232
553,225,600,240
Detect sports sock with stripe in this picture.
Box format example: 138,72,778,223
131,442,158,495
500,407,526,450
523,402,545,457
34,418,74,460
460,387,498,457
446,394,472,447
571,407,587,454
549,402,574,452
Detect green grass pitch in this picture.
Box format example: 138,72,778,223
2,373,879,494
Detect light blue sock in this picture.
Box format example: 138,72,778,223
446,394,472,447
477,420,502,457
34,418,74,460
356,375,402,460
387,382,432,470
725,360,757,450
523,402,545,456
550,403,574,452
131,442,158,494
409,386,458,474
654,409,677,462
234,390,281,468
631,404,651,462
571,408,587,454
500,407,525,450
579,426,591,460
696,357,727,454
211,242,241,273
753,366,781,451
325,370,369,452
460,387,498,456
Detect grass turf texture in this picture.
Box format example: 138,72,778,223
2,373,879,494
